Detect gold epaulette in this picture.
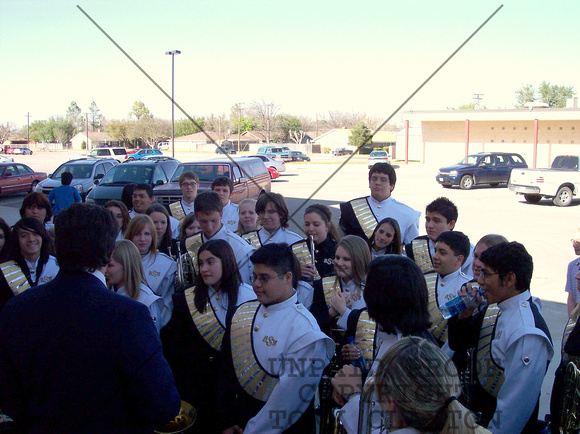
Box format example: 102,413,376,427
426,273,448,343
322,276,341,306
169,201,186,221
230,301,279,401
291,240,321,281
0,261,30,295
350,198,377,240
411,238,434,274
185,286,225,350
242,231,262,250
355,310,376,368
185,233,204,274
476,304,504,398
562,316,578,359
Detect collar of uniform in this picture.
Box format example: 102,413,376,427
439,267,463,281
259,226,282,241
90,269,107,286
498,289,532,310
341,278,357,293
368,195,392,207
181,198,194,208
259,293,298,313
203,223,226,242
372,247,387,256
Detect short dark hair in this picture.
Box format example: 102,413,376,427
194,191,223,215
480,242,533,292
61,172,73,186
134,183,153,198
435,231,470,264
55,203,117,274
368,162,396,186
179,171,199,185
255,192,290,228
211,176,233,193
364,255,431,335
20,192,53,223
426,197,458,223
250,243,301,288
9,218,51,273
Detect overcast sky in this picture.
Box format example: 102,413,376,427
2,0,579,128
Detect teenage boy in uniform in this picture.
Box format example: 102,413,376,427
186,191,254,284
131,183,179,237
212,176,238,232
169,171,198,221
220,243,334,433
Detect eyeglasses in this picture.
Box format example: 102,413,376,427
250,273,285,284
480,269,498,279
180,181,197,188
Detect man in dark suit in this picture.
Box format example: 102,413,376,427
0,203,180,433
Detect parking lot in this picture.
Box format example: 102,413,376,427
0,149,575,417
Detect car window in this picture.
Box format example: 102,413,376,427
459,156,478,165
152,166,168,184
94,164,107,177
102,165,153,185
4,165,16,176
233,165,242,179
112,149,127,155
16,164,32,175
480,156,494,166
496,155,509,166
54,164,93,179
510,154,525,165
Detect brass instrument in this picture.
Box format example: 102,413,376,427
310,235,316,283
358,374,376,434
560,360,580,433
319,337,346,434
175,242,196,293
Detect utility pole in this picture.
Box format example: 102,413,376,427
266,103,272,144
237,103,243,151
25,112,31,143
85,112,90,150
473,93,484,109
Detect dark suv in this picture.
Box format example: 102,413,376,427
436,152,527,190
35,158,118,200
86,159,180,206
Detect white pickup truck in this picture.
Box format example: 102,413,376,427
508,155,580,206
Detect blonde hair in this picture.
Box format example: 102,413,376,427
125,214,158,256
108,240,148,300
375,337,478,433
335,235,370,295
237,198,260,233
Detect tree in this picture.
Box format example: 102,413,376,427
49,116,75,146
204,114,229,141
538,81,575,108
29,120,50,143
447,102,488,110
128,118,171,148
348,121,373,150
89,101,104,131
515,84,535,108
66,101,83,132
0,122,17,143
129,101,152,120
174,117,205,138
106,119,131,145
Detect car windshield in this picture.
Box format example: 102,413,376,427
458,155,480,166
171,164,233,182
52,164,93,179
113,149,127,155
100,165,153,185
370,151,386,157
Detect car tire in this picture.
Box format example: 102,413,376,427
524,194,542,204
553,186,573,207
459,175,474,190
127,157,135,161
30,180,39,193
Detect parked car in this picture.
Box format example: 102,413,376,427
6,147,33,155
83,147,128,162
256,146,287,158
367,150,390,168
243,154,286,172
215,146,237,154
0,163,47,196
157,141,170,150
85,159,180,206
267,166,280,179
36,158,118,200
508,155,580,207
0,155,14,163
125,148,163,160
332,147,354,156
436,152,528,190
154,157,271,207
283,151,311,162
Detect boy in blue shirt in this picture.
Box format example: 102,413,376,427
48,172,81,217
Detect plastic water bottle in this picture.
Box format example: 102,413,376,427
440,285,484,320
346,336,367,371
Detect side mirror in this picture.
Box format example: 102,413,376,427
156,180,164,185
239,177,248,183
94,179,100,185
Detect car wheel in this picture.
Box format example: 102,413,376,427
489,183,500,187
459,175,474,190
127,157,135,161
553,186,573,207
524,194,542,204
30,180,39,193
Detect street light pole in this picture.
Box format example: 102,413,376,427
165,50,181,158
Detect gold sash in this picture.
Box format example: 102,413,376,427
242,231,262,250
184,286,225,350
230,301,279,402
411,238,434,274
185,233,203,274
0,261,30,295
426,272,448,343
350,198,377,239
169,201,186,221
291,240,321,281
355,310,376,368
476,304,504,398
562,317,578,359
322,276,341,306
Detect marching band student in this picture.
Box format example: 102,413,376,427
220,243,334,433
331,255,436,433
0,218,59,312
178,212,201,240
125,214,177,314
310,235,371,336
368,217,402,259
236,198,259,234
131,184,179,237
302,204,341,279
0,218,11,260
169,171,198,221
146,204,174,256
105,200,131,241
105,239,169,333
161,239,255,432
212,176,238,232
19,192,53,227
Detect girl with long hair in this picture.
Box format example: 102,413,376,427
105,200,130,241
236,198,259,234
301,204,341,279
368,217,402,258
146,204,173,256
105,240,169,333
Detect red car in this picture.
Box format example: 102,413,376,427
0,163,47,195
267,166,280,179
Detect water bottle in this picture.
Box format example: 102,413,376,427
440,285,484,320
346,336,367,371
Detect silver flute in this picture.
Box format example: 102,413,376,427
310,235,315,283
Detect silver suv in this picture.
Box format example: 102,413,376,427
83,147,128,162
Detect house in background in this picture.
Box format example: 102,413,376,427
70,132,120,150
312,128,396,154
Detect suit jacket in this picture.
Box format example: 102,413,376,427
0,272,180,433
